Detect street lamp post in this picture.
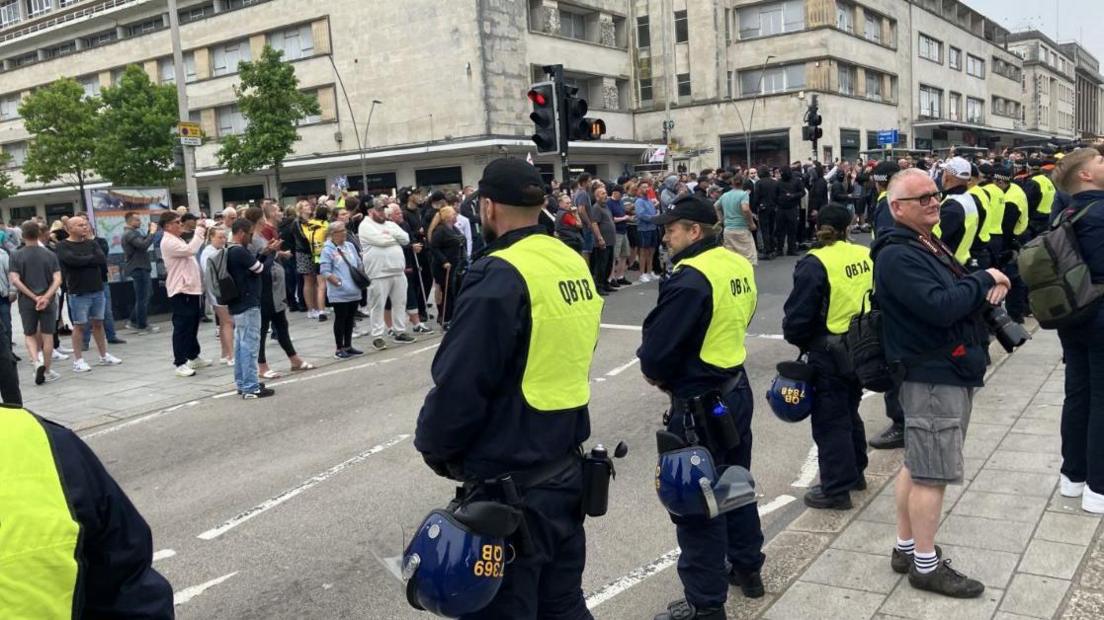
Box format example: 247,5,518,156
732,54,775,169
359,99,381,193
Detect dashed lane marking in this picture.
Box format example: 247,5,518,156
173,571,238,606
153,549,176,562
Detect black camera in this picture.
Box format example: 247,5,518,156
984,305,1030,353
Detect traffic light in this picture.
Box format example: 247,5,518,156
802,96,822,142
528,81,561,155
565,87,606,142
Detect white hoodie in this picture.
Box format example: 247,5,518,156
358,217,410,279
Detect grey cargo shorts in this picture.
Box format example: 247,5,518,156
900,381,975,486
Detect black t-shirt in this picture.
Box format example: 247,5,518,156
55,239,106,294
226,245,261,315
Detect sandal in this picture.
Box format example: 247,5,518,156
290,362,315,372
261,370,283,379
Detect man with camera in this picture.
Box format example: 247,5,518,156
870,168,1010,598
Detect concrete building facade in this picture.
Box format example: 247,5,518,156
1058,41,1104,140
1007,30,1077,140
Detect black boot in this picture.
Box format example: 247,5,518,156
728,568,765,598
869,423,905,450
654,599,726,620
803,486,853,510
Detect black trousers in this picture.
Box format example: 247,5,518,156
1059,323,1104,494
773,208,799,255
169,294,202,367
590,246,613,289
810,367,868,496
0,316,21,405
332,301,358,350
259,310,296,364
665,375,765,609
460,465,590,620
758,208,776,254
884,386,904,425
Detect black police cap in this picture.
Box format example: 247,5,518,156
651,194,717,227
477,158,546,207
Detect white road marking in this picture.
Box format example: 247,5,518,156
173,572,237,606
594,377,606,383
606,357,640,377
83,401,200,440
748,333,786,340
153,549,176,562
584,494,797,609
196,434,410,541
600,323,642,331
790,445,820,488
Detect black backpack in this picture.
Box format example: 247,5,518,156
844,291,904,392
204,247,239,306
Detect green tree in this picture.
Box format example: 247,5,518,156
93,64,180,187
217,45,320,199
0,153,17,202
18,78,99,211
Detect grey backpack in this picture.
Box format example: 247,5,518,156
1017,202,1104,329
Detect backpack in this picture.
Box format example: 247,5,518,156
844,291,904,392
204,247,239,306
1017,201,1104,329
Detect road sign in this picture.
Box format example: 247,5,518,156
877,129,899,146
178,121,203,146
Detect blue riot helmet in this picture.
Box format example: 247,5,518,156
403,501,522,617
767,360,816,423
654,431,758,519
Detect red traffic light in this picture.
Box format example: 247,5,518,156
528,89,547,106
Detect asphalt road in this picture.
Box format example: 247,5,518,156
81,240,898,619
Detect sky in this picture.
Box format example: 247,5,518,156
965,0,1104,66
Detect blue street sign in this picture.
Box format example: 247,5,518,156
877,130,899,146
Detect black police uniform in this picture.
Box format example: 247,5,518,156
639,237,765,614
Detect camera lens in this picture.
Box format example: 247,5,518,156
984,306,1030,352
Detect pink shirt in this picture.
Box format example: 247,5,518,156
160,226,207,297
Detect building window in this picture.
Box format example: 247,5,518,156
225,0,263,9
295,90,322,126
84,30,117,49
78,75,100,98
212,39,252,77
639,77,653,102
966,54,985,78
124,17,164,37
674,9,688,43
559,9,587,41
836,3,853,34
2,141,27,167
159,53,197,84
966,97,984,123
45,202,74,223
738,0,803,40
11,52,36,67
26,0,50,17
739,64,805,96
268,24,314,61
838,64,856,96
919,84,942,118
0,94,18,121
677,72,691,97
180,2,215,23
949,47,961,70
865,70,882,100
863,11,881,43
918,33,942,64
41,40,76,59
948,92,961,121
0,2,19,27
216,105,248,136
636,15,650,48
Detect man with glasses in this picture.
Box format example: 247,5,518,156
869,168,1009,598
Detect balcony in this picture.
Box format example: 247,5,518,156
0,0,144,45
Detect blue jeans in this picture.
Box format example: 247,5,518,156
81,284,118,349
232,307,262,394
130,269,152,329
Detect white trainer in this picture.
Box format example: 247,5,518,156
187,357,212,369
1083,486,1104,514
1061,473,1086,498
98,353,123,366
72,359,92,373
175,364,196,377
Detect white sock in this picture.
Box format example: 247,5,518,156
896,538,915,554
914,550,939,574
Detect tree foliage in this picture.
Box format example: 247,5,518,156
17,78,98,207
217,45,320,198
93,64,180,186
0,153,17,201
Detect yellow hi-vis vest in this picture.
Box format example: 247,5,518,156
807,242,874,334
980,183,1007,238
967,186,992,243
934,193,979,266
491,234,603,411
1032,173,1057,215
675,246,757,369
0,408,81,619
1004,182,1030,235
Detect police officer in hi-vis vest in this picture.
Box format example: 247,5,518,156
639,195,765,620
0,406,174,618
782,206,874,510
415,158,603,619
934,157,985,269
